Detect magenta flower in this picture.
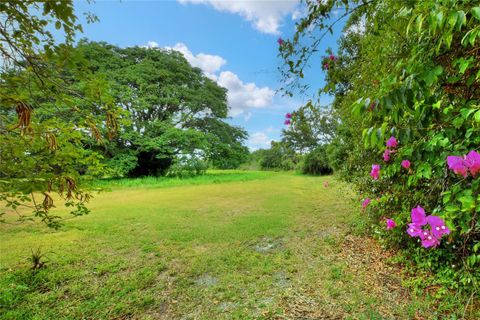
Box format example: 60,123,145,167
465,150,480,176
406,205,450,249
447,155,468,177
370,164,380,180
411,205,427,226
386,219,396,230
329,54,336,61
284,119,291,125
407,223,423,237
427,215,450,239
323,63,329,70
383,149,391,162
386,136,398,148
277,37,284,46
368,102,376,112
361,198,371,209
401,159,411,169
285,113,292,119
420,230,440,248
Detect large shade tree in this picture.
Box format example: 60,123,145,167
75,41,248,176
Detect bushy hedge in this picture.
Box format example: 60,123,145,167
301,147,333,175
280,0,480,296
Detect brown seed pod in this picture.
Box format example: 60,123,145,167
42,193,55,211
106,112,118,140
65,177,77,200
89,123,102,142
44,132,58,151
12,102,33,134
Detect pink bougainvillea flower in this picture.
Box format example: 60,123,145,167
277,37,284,46
383,149,391,162
284,119,291,125
285,113,292,119
370,164,380,180
401,159,411,169
361,198,371,209
447,155,468,177
386,219,396,230
323,63,329,70
407,223,423,237
386,136,398,148
420,230,440,248
323,181,329,188
411,205,427,226
329,54,336,61
427,215,450,239
465,150,480,176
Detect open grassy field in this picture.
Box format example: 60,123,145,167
0,171,473,319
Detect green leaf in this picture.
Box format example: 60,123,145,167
472,7,480,20
474,110,480,122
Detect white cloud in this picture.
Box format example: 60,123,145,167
148,42,275,118
217,71,274,116
248,132,272,150
165,42,226,78
177,0,299,34
146,41,159,48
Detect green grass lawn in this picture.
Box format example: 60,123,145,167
0,171,473,319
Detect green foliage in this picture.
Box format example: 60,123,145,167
75,41,248,176
0,1,113,228
282,101,337,153
167,156,208,178
259,141,300,171
280,0,480,300
301,146,333,176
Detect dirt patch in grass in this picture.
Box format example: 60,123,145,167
194,274,219,287
252,237,285,254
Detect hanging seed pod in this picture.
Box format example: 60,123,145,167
65,177,77,200
106,112,118,140
42,193,55,211
89,123,102,142
44,132,58,151
12,102,33,134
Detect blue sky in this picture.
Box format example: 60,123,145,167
73,0,342,149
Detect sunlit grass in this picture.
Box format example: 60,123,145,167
0,172,474,319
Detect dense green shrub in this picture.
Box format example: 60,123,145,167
166,156,208,178
280,0,480,297
301,147,333,175
259,141,300,171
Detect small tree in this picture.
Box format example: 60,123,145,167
0,1,116,228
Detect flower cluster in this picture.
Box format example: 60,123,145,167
277,37,284,46
447,150,480,178
284,112,292,125
322,53,336,70
370,164,380,180
386,219,396,230
382,136,397,162
401,159,411,169
406,206,450,248
361,198,371,209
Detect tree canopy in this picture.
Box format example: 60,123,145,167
75,41,249,176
